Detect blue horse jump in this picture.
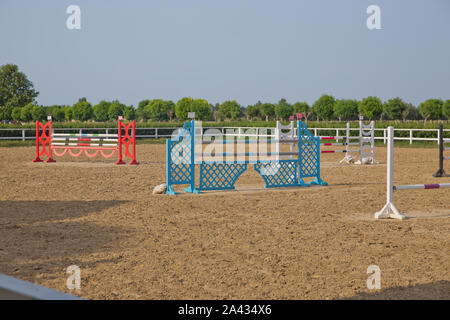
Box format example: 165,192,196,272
166,120,327,194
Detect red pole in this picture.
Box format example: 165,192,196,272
116,120,125,165
46,121,55,162
32,121,43,162
129,120,138,165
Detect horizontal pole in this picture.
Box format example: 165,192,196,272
53,133,118,138
52,138,118,142
321,142,359,146
52,146,117,150
321,150,347,153
200,139,282,144
0,274,83,300
195,152,298,157
52,143,117,147
395,183,450,191
320,136,345,140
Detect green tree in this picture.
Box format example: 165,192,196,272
219,100,241,120
358,96,383,120
404,103,421,121
443,100,450,119
0,106,11,120
31,105,46,121
108,100,125,120
333,99,358,121
72,98,93,121
11,107,22,122
123,105,136,120
53,106,66,122
191,99,211,120
260,103,275,121
93,101,112,122
293,102,311,121
136,99,150,121
175,97,194,120
20,103,35,122
246,104,260,120
418,99,443,123
64,106,73,121
146,99,169,120
0,64,39,120
48,105,65,121
383,97,407,120
275,99,293,120
312,95,335,121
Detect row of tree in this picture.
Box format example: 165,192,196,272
1,64,449,123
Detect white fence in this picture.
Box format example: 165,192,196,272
0,126,448,144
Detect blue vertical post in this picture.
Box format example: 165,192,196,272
184,120,200,193
166,139,177,195
297,120,310,187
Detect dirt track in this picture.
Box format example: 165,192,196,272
0,144,449,299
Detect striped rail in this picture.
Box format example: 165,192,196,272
375,126,450,220
32,120,138,165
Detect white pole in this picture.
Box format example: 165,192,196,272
275,121,280,161
359,119,362,161
396,184,450,190
370,121,377,164
375,126,406,220
340,122,351,163
346,122,350,154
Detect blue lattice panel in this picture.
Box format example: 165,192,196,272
254,160,307,188
297,120,327,186
198,163,247,191
166,121,196,194
299,135,319,178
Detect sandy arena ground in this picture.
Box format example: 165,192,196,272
0,144,449,299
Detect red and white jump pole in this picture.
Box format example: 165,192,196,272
375,126,450,220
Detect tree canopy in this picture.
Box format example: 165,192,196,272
358,96,383,120
312,95,335,121
0,64,39,120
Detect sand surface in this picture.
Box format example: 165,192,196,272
0,144,449,299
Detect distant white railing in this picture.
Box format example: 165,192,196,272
0,126,448,144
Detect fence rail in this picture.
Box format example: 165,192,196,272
0,127,448,144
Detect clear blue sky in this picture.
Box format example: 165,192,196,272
1,0,449,107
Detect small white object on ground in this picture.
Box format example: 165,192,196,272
153,183,167,194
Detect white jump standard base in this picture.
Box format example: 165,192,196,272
375,126,450,220
375,125,406,219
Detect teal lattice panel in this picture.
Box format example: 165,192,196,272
166,121,196,194
297,121,327,186
198,163,247,191
254,160,307,188
299,135,319,178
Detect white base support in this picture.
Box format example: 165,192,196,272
340,154,356,164
355,157,378,165
374,202,406,220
